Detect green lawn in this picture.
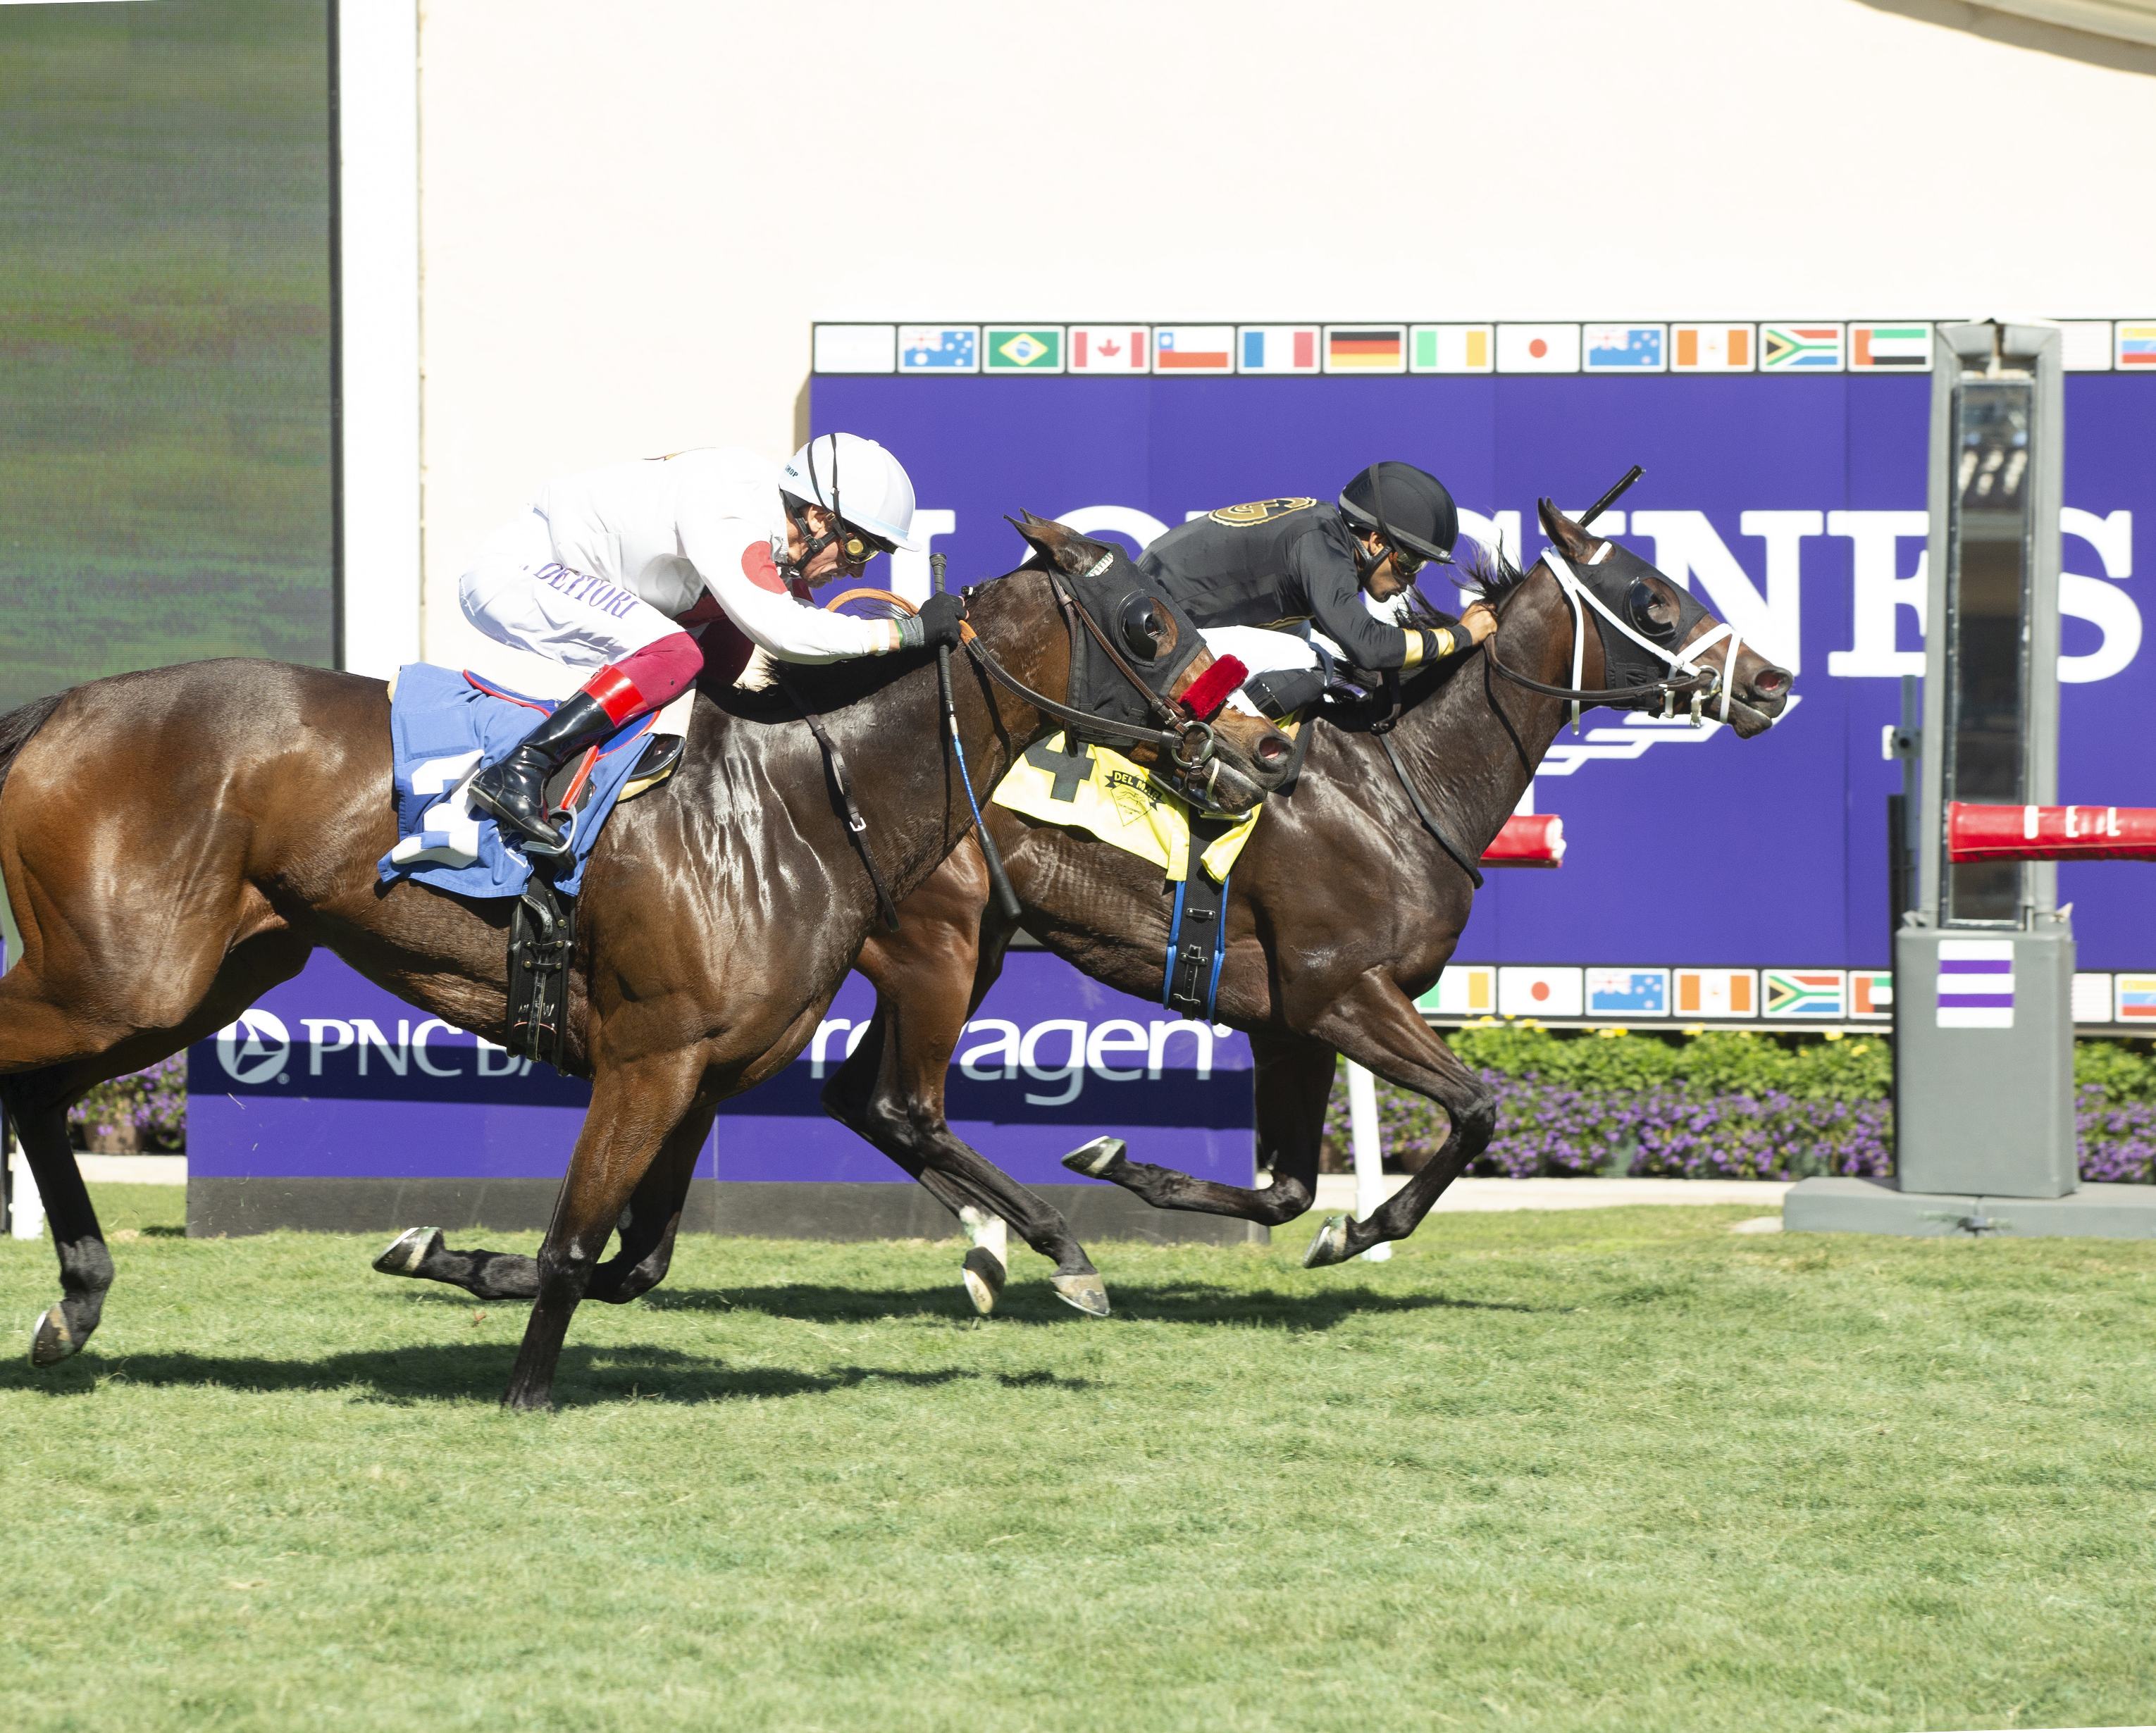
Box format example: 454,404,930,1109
2,1188,2152,1732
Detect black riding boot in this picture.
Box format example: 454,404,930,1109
466,690,620,858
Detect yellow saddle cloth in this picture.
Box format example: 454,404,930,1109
990,733,1262,885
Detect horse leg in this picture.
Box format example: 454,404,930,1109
585,1100,717,1303
373,1070,719,1306
372,1228,541,1301
1296,978,1497,1267
841,840,1103,1315
501,1053,705,1410
1068,1032,1336,1227
826,1001,1107,1317
4,1079,111,1367
0,915,311,1363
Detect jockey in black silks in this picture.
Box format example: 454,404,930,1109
1134,461,1499,720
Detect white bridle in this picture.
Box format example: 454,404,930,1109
1537,545,1747,733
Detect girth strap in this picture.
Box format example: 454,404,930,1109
777,673,902,934
1163,819,1234,1021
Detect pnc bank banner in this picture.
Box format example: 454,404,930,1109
189,951,1254,1187
812,370,2155,971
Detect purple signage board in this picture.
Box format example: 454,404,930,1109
814,372,2155,969
188,951,1253,1186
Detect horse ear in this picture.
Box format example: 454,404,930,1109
1537,498,1599,564
1005,511,1104,575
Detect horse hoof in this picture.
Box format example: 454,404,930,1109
960,1247,1005,1316
1303,1215,1353,1269
1060,1136,1126,1178
373,1226,442,1277
29,1305,75,1367
1051,1273,1110,1317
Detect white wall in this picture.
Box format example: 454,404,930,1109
414,0,2156,678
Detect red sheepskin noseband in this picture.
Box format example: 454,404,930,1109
1177,655,1248,721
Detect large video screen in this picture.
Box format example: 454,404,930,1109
0,0,335,712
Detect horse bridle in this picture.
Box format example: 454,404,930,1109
819,569,1230,787
1485,542,1749,733
962,565,1229,785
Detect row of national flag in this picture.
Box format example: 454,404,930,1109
815,321,2154,376
1415,966,2156,1026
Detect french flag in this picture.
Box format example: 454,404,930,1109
1240,326,1318,373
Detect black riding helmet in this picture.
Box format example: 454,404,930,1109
1338,461,1459,567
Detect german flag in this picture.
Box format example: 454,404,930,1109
1323,326,1404,372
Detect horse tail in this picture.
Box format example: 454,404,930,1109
0,691,69,811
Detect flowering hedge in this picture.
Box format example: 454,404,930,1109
66,1057,187,1153
1324,1025,2156,1184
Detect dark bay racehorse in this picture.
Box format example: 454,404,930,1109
0,551,1289,1407
824,503,1794,1307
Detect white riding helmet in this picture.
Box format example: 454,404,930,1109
779,432,922,552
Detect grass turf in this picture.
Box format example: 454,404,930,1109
3,1187,2153,1732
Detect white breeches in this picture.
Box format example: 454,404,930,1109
459,508,681,670
1198,625,1339,716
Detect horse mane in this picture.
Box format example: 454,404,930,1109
0,690,68,805
1457,539,1531,607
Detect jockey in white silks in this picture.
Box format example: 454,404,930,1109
456,432,966,856
1134,462,1497,718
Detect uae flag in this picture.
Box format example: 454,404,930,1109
1850,323,1931,369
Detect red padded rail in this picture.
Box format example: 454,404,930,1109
1947,802,2156,863
1480,814,1566,869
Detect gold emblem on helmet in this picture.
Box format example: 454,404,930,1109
1208,497,1318,527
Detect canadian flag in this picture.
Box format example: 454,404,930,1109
1069,327,1149,372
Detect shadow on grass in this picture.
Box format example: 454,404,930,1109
642,1281,1539,1327
0,1343,1098,1408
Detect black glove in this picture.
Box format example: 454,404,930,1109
903,590,967,652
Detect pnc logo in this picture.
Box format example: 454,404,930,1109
216,1010,292,1086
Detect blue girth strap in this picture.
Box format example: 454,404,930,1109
1162,866,1231,1022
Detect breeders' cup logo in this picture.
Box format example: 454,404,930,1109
216,1010,291,1086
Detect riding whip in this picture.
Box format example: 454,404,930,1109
935,553,1023,922
1579,464,1643,530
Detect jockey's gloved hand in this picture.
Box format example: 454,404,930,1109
900,591,968,652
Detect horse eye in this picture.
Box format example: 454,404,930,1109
1627,578,1677,640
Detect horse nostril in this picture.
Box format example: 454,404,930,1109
1752,668,1790,694
1258,735,1289,765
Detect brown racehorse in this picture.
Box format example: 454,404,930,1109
0,549,1289,1408
819,502,1795,1307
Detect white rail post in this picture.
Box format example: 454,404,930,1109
1344,1061,1392,1263
7,1136,42,1242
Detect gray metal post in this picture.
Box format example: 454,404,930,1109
1788,324,2156,1238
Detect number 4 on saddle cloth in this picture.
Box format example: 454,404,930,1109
376,662,682,901
991,731,1265,1019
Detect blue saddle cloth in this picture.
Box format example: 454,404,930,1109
376,662,659,900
